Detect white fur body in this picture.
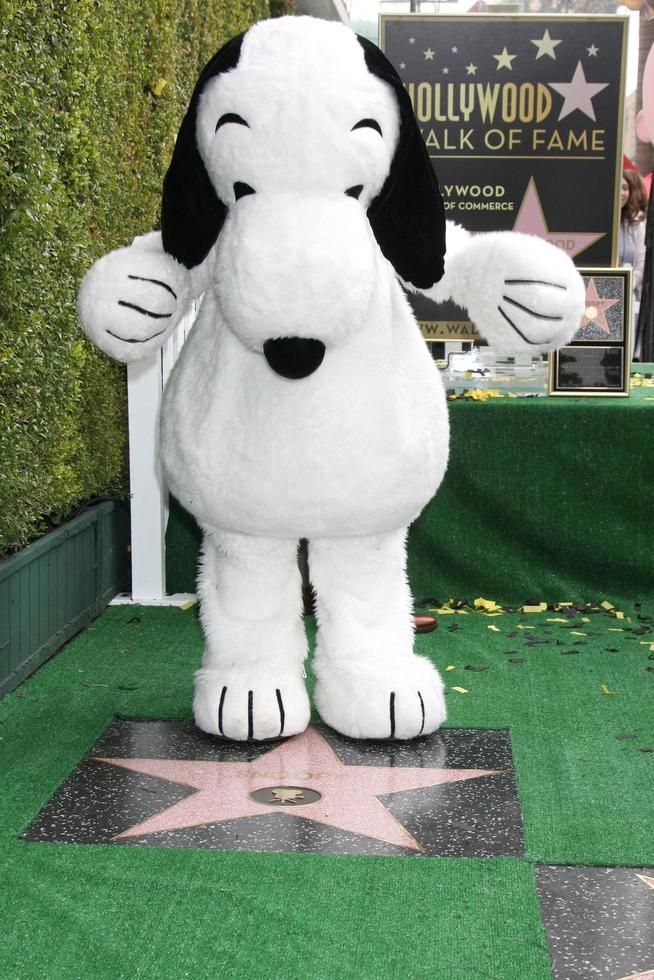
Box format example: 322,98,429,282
161,276,449,540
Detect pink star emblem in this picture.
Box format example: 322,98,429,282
579,278,620,335
95,728,501,852
513,178,604,259
549,61,609,122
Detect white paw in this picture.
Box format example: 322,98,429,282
193,666,310,741
77,236,190,363
314,655,446,740
435,231,585,355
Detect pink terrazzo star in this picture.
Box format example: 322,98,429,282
513,178,604,259
579,277,620,335
95,728,500,852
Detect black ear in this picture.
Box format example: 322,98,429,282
356,35,446,290
161,34,245,269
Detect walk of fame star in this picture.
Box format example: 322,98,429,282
579,278,621,335
95,728,501,852
513,178,604,259
23,720,523,858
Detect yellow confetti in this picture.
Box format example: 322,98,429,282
474,597,503,612
556,602,574,608
451,687,469,694
152,77,168,97
580,617,590,623
601,600,615,611
548,618,569,624
570,631,587,637
179,598,197,611
613,611,625,620
601,684,621,695
430,607,456,615
487,625,502,633
485,611,504,617
516,625,535,630
522,602,548,613
445,665,456,672
608,628,625,632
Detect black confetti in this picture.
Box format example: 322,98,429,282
646,667,654,674
615,735,636,741
638,747,653,753
561,650,579,656
465,665,489,672
509,658,526,664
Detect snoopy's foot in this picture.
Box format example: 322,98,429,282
314,655,446,740
194,665,310,741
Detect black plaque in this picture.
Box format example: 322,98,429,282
380,15,627,339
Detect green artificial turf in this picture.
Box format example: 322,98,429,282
0,601,652,977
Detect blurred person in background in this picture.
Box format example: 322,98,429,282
618,168,647,357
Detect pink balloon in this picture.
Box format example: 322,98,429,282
637,42,654,145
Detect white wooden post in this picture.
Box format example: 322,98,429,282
112,305,197,606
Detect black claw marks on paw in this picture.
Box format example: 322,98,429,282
276,688,285,737
247,690,254,741
218,685,227,736
390,691,426,738
217,686,285,740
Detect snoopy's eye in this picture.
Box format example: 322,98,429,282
345,185,363,200
351,118,383,137
234,182,256,201
215,113,250,132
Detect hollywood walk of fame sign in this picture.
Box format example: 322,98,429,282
22,719,524,858
548,267,632,396
380,15,627,340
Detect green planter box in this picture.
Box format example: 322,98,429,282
0,501,130,699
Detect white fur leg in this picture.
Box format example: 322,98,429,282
313,654,445,740
194,530,309,741
309,531,446,740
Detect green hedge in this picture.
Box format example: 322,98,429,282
0,0,277,557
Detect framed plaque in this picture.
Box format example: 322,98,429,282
548,268,632,396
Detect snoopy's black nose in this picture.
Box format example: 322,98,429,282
263,337,326,380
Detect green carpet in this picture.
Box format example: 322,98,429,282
0,602,652,977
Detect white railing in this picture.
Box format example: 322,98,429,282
112,304,197,606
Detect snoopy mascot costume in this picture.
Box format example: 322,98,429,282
78,16,585,742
